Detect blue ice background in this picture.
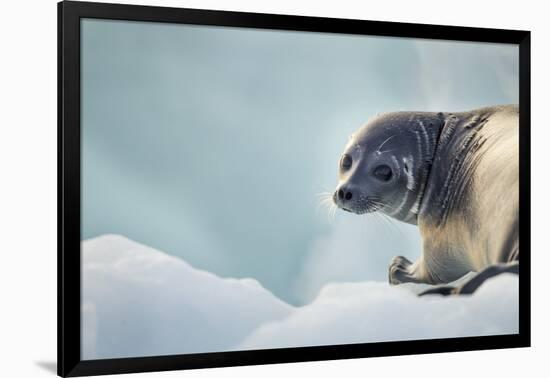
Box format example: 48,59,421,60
81,19,518,305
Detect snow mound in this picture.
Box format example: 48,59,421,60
82,235,518,360
240,276,518,349
82,235,292,359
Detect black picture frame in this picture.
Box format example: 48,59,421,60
58,1,531,376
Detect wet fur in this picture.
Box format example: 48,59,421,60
349,105,519,295
417,106,519,283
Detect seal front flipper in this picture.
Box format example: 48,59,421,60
389,255,434,285
389,256,414,285
418,261,519,296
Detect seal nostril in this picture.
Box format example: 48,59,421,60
338,189,344,199
345,191,353,201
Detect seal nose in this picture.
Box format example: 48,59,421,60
337,187,353,201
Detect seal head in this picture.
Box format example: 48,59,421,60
334,112,444,224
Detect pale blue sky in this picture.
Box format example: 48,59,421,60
81,18,518,305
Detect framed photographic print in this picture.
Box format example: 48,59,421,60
58,0,530,376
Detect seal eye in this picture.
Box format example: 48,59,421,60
340,154,352,170
373,164,392,182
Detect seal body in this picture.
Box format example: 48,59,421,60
417,105,519,283
333,105,519,293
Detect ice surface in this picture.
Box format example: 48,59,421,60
82,235,518,360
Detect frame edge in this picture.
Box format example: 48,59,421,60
57,1,531,376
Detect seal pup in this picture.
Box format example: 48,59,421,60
333,105,519,295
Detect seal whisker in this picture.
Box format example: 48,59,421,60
318,199,334,215
380,212,406,239
330,202,338,221
315,188,339,223
376,213,396,235
317,193,333,210
375,135,396,154
365,198,406,238
366,210,395,236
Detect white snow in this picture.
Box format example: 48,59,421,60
82,235,292,359
240,276,518,350
82,235,518,360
